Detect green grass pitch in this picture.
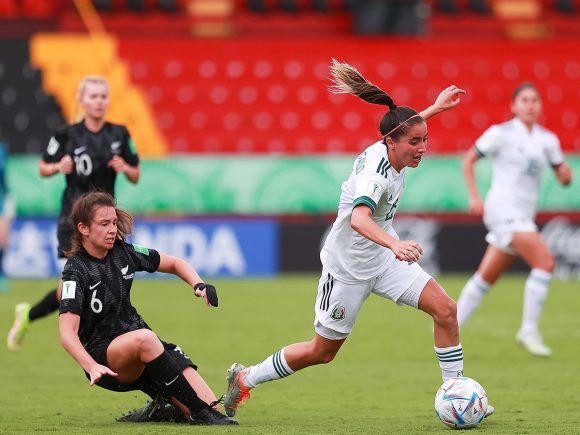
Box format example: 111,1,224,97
1,274,578,434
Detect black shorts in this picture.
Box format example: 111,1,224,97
86,338,197,397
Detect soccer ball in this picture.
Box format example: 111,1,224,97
434,377,488,429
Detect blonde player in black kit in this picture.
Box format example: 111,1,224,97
58,191,236,425
7,76,140,351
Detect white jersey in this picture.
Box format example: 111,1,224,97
320,141,406,283
475,118,564,225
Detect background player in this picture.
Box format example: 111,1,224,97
7,75,140,351
59,191,237,425
223,60,493,420
456,82,572,357
0,142,14,293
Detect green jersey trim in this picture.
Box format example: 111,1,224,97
353,196,377,214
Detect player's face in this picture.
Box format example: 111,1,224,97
85,206,118,254
81,83,109,121
388,122,428,171
511,88,542,126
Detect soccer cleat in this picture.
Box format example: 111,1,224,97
224,363,252,417
485,404,495,418
189,407,238,425
117,396,188,423
516,330,552,357
6,303,31,351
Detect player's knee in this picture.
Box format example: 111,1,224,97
539,254,555,273
308,342,338,364
133,329,159,351
436,298,457,327
315,348,338,364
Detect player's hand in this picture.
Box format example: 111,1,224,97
59,155,74,174
193,283,219,307
555,162,572,186
88,364,117,386
468,197,484,215
432,85,466,113
108,155,129,173
390,239,423,263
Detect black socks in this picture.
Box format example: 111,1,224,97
145,351,207,414
29,289,60,321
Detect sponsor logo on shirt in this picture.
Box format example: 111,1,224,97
74,146,87,155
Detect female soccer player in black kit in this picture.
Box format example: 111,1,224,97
7,76,140,351
58,191,236,425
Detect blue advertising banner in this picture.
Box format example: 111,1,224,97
5,218,278,278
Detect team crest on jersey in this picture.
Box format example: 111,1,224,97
121,264,135,280
330,305,346,321
111,141,121,153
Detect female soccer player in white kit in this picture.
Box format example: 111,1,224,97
456,82,572,357
224,60,493,420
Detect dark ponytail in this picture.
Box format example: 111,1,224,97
328,59,422,141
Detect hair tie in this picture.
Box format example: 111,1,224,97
382,114,422,138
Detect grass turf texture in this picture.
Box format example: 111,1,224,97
1,274,578,434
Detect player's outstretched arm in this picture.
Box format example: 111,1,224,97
419,85,466,120
59,312,117,385
157,253,215,307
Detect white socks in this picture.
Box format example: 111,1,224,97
520,268,551,335
456,272,491,327
435,344,464,381
243,348,295,388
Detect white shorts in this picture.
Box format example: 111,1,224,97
484,218,537,255
314,260,432,340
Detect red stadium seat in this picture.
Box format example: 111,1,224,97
118,38,580,154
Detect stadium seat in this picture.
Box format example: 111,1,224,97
117,37,580,154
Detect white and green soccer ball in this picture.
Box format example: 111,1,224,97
434,377,488,429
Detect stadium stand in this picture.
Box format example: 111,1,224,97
1,0,579,155
27,34,168,156
0,40,64,154
115,37,580,154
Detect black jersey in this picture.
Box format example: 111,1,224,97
42,122,140,253
59,240,160,352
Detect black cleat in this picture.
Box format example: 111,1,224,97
189,407,239,425
117,396,188,423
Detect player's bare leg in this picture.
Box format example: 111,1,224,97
224,335,346,417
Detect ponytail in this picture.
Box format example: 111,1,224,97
329,58,397,109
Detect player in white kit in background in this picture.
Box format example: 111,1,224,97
456,82,573,357
223,59,494,420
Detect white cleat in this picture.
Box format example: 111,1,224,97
485,404,495,418
516,330,552,357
